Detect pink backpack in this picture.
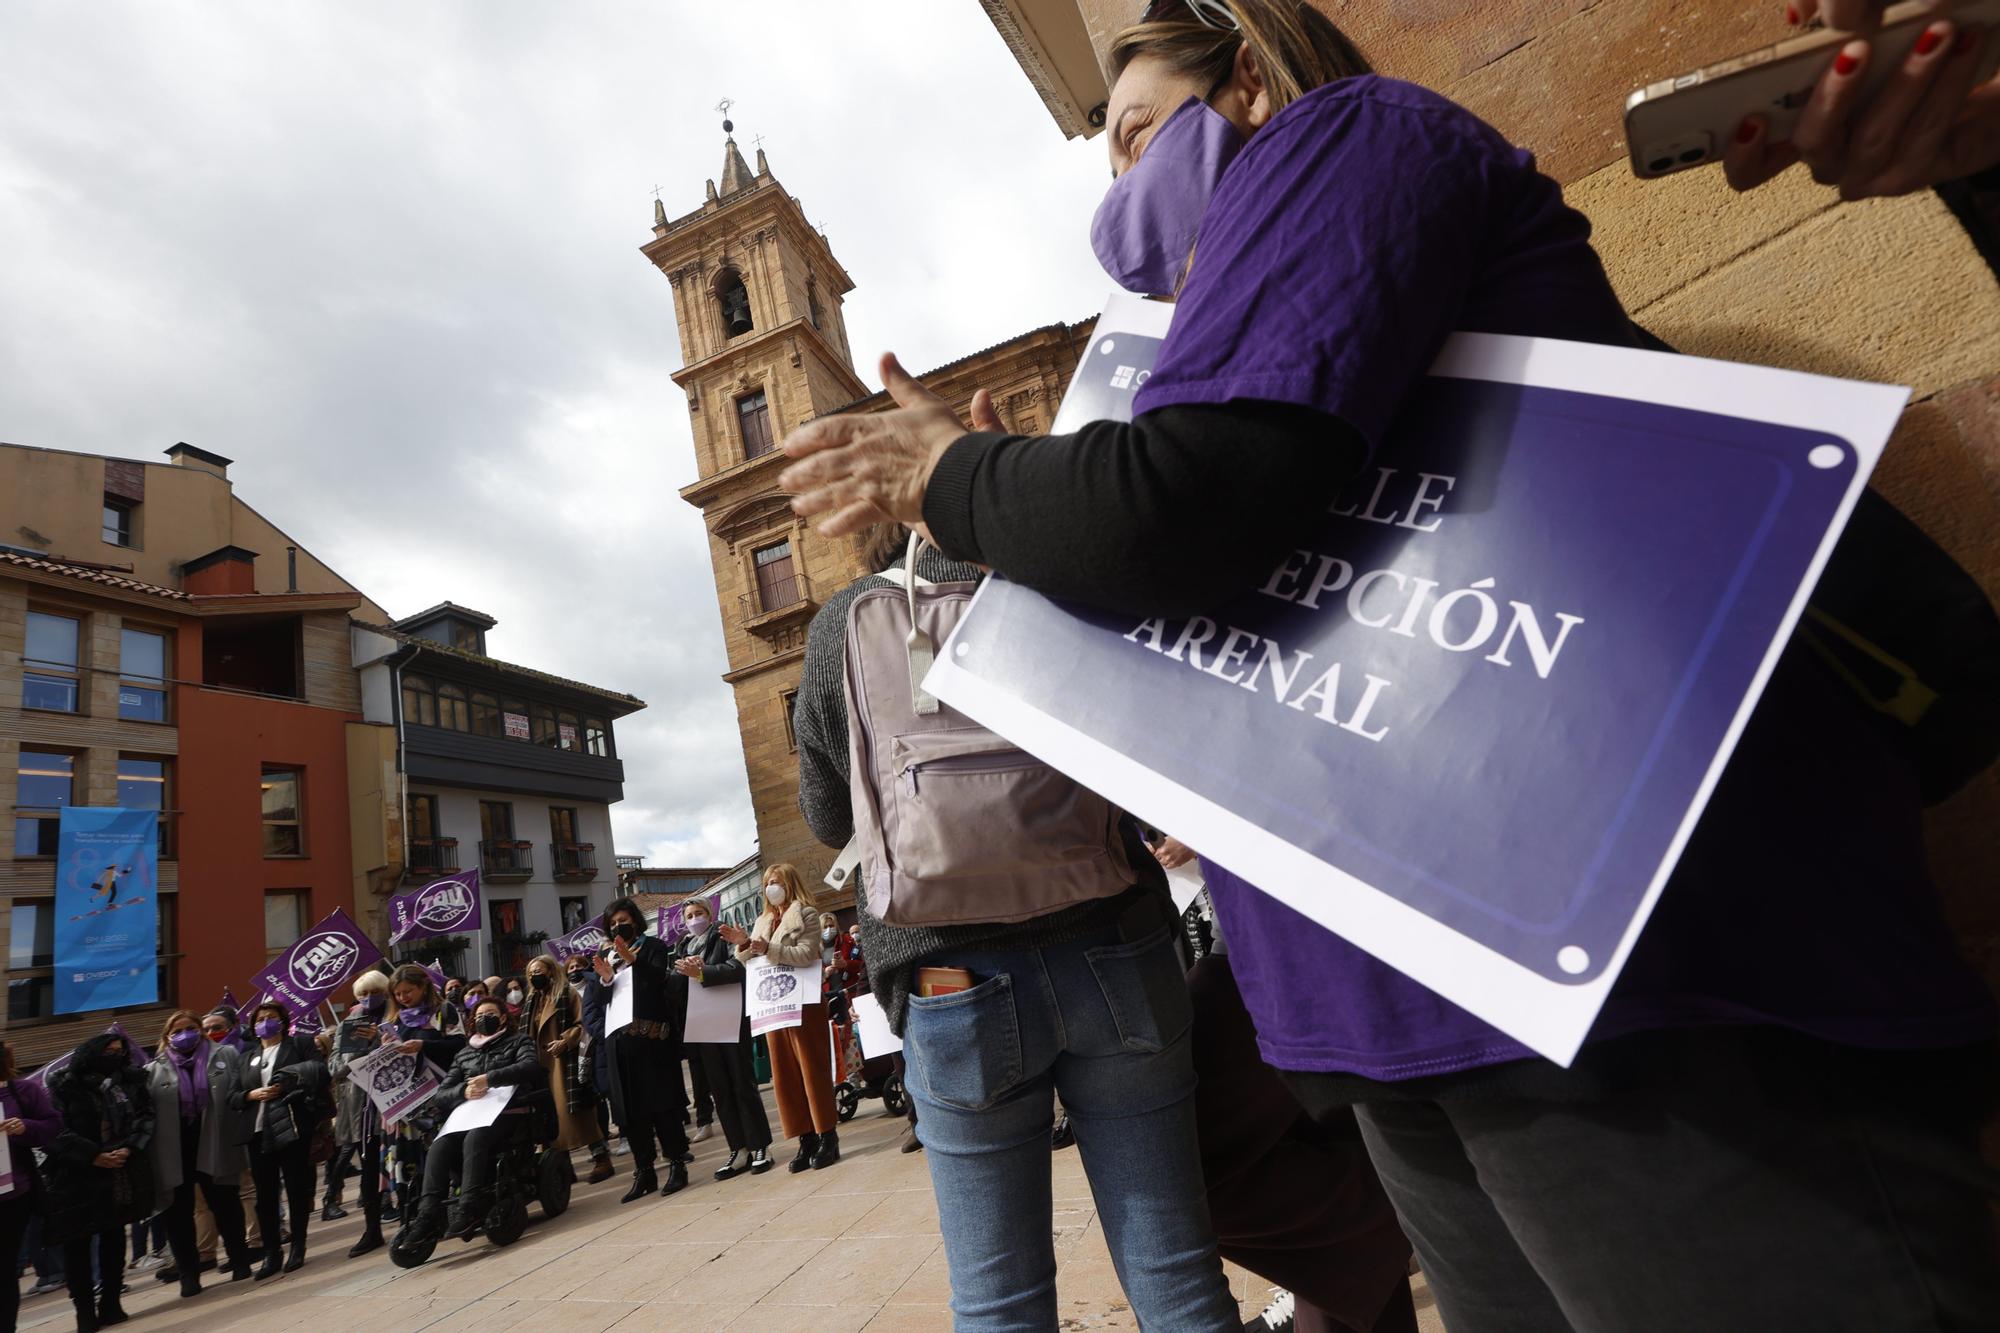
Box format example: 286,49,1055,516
841,537,1135,926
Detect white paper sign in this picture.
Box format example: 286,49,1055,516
0,1124,14,1197
437,1081,514,1137
745,957,819,1035
850,992,902,1059
605,967,635,1037
1165,863,1206,917
685,981,744,1045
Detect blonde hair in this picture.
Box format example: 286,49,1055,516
526,952,573,1031
352,969,390,996
1108,0,1370,115
763,862,806,916
157,1008,202,1053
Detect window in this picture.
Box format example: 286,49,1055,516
451,622,482,653
807,280,823,329
14,751,73,857
408,794,442,841
549,807,579,845
531,702,557,748
264,890,306,959
752,540,799,612
471,691,501,737
584,717,609,757
557,710,581,751
501,698,530,741
781,689,799,753
117,755,173,858
737,390,774,459
437,682,470,732
479,800,514,842
23,611,81,713
102,497,135,547
717,268,754,337
118,626,169,722
261,767,303,856
559,896,588,932
401,673,437,727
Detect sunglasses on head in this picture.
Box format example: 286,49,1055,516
1140,0,1239,30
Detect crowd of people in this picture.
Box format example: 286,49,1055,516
0,882,879,1333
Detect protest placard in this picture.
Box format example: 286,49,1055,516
926,296,1903,1064
684,980,744,1044
347,1042,443,1127
605,966,634,1037
851,991,902,1060
437,1082,514,1137
745,957,819,1036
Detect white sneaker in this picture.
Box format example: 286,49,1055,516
132,1253,165,1273
1243,1288,1295,1333
691,1123,715,1143
25,1278,64,1297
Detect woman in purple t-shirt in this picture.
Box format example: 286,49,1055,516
781,1,1999,1328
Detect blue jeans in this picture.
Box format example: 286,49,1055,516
902,923,1238,1332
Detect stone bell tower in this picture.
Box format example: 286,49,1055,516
640,113,874,900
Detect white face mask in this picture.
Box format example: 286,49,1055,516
506,989,522,1005
822,928,836,943
764,884,786,907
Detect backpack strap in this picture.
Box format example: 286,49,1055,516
903,531,939,716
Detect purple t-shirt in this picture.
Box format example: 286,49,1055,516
1136,76,1995,1079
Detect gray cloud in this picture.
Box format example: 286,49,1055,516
0,0,1120,865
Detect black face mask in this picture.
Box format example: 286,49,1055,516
475,1014,503,1036
613,922,638,943
529,972,551,991
92,1051,127,1076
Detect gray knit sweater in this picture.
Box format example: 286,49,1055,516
792,550,1162,1033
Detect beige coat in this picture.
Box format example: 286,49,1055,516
738,898,821,971
528,984,595,1152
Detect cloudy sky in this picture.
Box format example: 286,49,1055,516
0,1,1119,866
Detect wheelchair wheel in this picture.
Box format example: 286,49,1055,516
388,1223,437,1269
484,1194,529,1247
881,1072,907,1119
835,1081,859,1123
536,1147,573,1218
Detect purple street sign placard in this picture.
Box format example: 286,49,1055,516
926,310,1905,1064
248,907,385,1019
550,915,607,962
387,868,482,946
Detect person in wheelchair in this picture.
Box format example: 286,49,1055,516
401,998,546,1244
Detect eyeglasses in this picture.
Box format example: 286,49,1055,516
1140,0,1239,31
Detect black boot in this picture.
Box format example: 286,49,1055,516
713,1150,747,1181
660,1157,688,1197
254,1243,284,1281
619,1162,657,1203
811,1128,841,1169
788,1133,819,1174
97,1288,129,1327
320,1191,346,1222
73,1296,100,1333
445,1189,488,1240
347,1227,385,1258
283,1234,306,1273
179,1271,202,1299
401,1198,447,1249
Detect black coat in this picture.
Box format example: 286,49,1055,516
680,925,752,1045
46,1035,157,1242
433,1032,542,1117
234,1036,329,1153
575,973,612,1094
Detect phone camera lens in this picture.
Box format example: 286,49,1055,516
1678,147,1706,163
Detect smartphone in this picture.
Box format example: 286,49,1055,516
1625,0,2000,179
915,966,975,998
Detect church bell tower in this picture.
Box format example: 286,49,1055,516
640,111,873,900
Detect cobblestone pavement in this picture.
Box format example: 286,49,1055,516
15,1086,1442,1331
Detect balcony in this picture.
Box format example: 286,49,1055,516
480,839,534,881
739,573,816,652
551,842,598,881
406,837,459,882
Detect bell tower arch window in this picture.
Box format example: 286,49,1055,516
716,266,754,338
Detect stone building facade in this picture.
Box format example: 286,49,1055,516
641,134,1091,908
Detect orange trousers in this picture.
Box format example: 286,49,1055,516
767,1003,839,1138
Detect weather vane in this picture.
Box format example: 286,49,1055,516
715,96,736,134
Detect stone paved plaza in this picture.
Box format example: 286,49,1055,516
16,1086,1442,1332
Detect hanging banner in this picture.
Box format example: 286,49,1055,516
549,915,607,962
248,907,385,1019
54,808,159,1014
657,894,720,944
924,297,1904,1065
386,868,482,946
346,1043,443,1128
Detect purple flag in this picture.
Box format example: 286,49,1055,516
386,868,482,946
420,958,448,988
658,895,721,944
291,1007,327,1037
248,907,385,1019
217,985,240,1014
550,915,607,962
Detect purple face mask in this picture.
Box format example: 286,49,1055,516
168,1028,203,1054
254,1017,283,1039
1090,96,1245,296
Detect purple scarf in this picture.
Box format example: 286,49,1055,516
169,1043,210,1120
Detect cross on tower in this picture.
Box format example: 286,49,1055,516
651,184,663,201
752,134,766,151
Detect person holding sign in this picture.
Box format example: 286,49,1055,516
327,969,394,1257
379,965,466,1228
47,1032,155,1331
400,999,544,1244
145,1010,252,1295
0,1040,62,1333
673,900,775,1179
778,1,2000,1327
721,864,843,1172
586,896,690,1202
240,1000,328,1279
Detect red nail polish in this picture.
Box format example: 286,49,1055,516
1736,119,1760,144
1915,26,1945,56
1786,4,1800,24
1834,50,1861,75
